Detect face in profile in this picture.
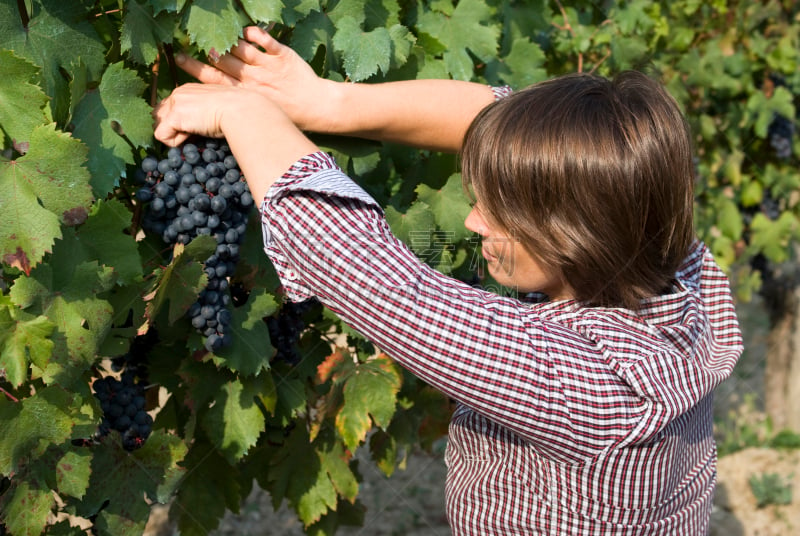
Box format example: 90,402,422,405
464,202,572,300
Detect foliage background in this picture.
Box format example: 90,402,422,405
0,1,798,535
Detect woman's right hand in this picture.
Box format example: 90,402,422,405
176,26,339,133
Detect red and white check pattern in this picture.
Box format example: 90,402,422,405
260,152,742,534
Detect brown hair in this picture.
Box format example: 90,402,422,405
461,71,695,309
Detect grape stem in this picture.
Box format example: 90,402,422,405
1,386,19,403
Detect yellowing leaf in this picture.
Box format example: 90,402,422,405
335,354,402,451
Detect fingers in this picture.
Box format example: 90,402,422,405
242,25,285,55
177,34,274,85
176,53,237,86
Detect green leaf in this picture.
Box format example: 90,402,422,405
486,36,546,88
184,0,243,57
417,0,500,80
0,467,54,536
281,0,322,28
388,24,415,69
0,385,89,474
10,235,116,385
715,197,743,241
0,0,107,124
54,448,92,499
74,198,143,285
71,62,153,197
79,431,188,535
415,173,473,242
171,439,242,536
384,201,436,250
332,16,392,81
122,0,178,65
202,375,271,464
748,212,798,263
335,355,402,451
0,123,92,274
240,0,284,23
212,288,278,375
319,439,359,503
145,237,215,326
291,8,336,63
267,425,338,527
746,86,796,138
148,0,188,14
0,49,50,146
0,299,55,387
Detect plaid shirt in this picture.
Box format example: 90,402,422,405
260,152,742,534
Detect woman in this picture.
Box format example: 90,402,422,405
153,26,742,534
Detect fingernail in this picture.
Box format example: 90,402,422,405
176,52,186,64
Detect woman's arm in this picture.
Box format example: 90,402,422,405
176,26,496,152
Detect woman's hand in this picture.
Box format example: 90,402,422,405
174,26,496,151
153,83,318,203
175,26,338,133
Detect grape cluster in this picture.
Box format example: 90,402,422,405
93,371,152,451
766,74,795,161
768,114,795,160
136,138,254,352
266,298,322,365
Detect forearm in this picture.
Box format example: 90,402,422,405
219,99,318,204
322,79,496,152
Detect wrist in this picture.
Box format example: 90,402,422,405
309,78,349,134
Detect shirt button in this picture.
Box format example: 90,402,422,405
286,270,297,280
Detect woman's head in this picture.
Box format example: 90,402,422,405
461,71,695,309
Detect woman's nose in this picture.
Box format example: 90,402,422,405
464,206,489,237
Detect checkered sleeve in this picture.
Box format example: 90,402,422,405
261,152,653,463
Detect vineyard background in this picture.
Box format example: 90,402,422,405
2,0,800,535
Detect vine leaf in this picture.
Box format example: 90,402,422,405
416,173,473,242
318,351,402,451
0,0,106,124
319,439,359,503
267,425,338,527
0,124,93,275
0,385,92,475
486,37,547,89
201,374,275,464
171,440,243,536
239,0,284,24
291,8,335,64
384,201,436,255
148,0,189,15
121,0,178,66
71,62,154,198
416,0,500,80
332,16,392,81
748,212,797,263
9,246,115,386
184,0,242,57
0,466,54,536
77,431,188,536
280,0,322,28
335,354,402,451
144,236,215,325
211,287,278,376
74,199,144,286
0,296,55,387
0,49,50,147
